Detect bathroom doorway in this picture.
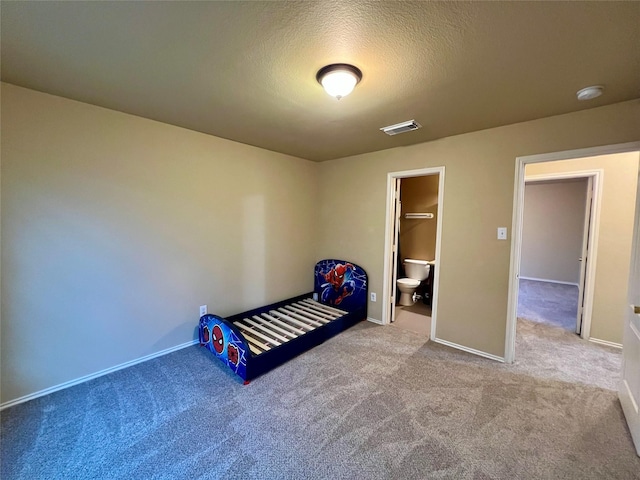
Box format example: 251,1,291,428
382,167,445,339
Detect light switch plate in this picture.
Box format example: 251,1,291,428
497,227,508,240
199,305,207,317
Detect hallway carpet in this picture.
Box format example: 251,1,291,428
517,279,578,332
2,321,638,479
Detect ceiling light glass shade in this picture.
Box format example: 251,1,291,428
317,64,362,100
321,70,357,99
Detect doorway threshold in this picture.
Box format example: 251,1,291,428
393,303,431,337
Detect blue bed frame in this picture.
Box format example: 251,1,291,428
198,259,368,383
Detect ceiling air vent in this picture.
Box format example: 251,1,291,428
380,120,421,136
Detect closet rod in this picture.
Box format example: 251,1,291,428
404,213,434,219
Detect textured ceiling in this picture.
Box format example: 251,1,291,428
2,1,639,161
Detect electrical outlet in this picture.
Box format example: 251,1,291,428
497,227,508,240
370,292,377,302
199,305,207,317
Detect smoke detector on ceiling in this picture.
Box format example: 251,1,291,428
576,85,604,101
380,120,422,136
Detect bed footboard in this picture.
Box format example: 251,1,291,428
199,314,250,381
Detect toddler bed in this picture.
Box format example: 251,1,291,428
198,259,367,383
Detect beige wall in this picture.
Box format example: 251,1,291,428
400,175,439,262
526,153,639,344
521,179,588,284
1,83,318,404
2,83,639,405
317,99,640,357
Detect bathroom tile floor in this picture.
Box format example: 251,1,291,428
392,302,431,337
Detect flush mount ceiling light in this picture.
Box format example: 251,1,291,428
316,63,362,100
576,85,604,101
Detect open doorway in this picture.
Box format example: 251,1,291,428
518,171,600,338
506,144,640,364
382,167,445,339
506,144,640,454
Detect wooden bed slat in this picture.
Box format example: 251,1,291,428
288,304,334,321
235,322,282,346
259,313,305,337
247,343,262,356
283,306,330,325
292,303,338,319
303,299,347,316
242,317,290,343
277,308,324,327
294,302,340,319
251,315,297,339
270,310,317,331
240,332,271,353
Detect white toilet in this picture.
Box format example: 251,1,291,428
396,259,431,306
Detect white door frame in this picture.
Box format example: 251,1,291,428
505,141,640,363
523,170,603,340
382,166,445,340
388,178,402,323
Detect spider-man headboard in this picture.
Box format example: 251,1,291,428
314,259,368,313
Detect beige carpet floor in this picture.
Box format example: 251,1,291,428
1,318,637,479
518,278,578,332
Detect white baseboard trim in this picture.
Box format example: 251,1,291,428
0,339,200,411
367,317,383,325
433,337,505,363
518,276,579,287
588,337,623,349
